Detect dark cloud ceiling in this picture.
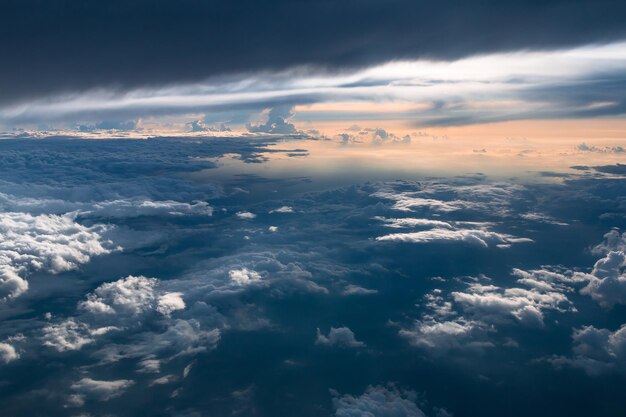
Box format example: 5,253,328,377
1,0,626,104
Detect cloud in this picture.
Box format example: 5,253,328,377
342,284,378,296
372,193,466,213
591,229,626,256
0,212,116,300
41,281,221,363
41,319,100,352
577,142,625,153
78,120,137,132
580,251,626,309
79,275,158,315
332,385,426,417
451,282,570,327
400,268,578,353
228,268,263,286
377,228,532,248
236,211,257,220
399,318,486,351
0,342,19,363
270,206,294,214
316,327,365,348
70,377,134,402
246,107,299,135
2,0,626,105
187,120,231,133
157,292,186,317
547,324,626,376
375,217,453,229
81,199,213,218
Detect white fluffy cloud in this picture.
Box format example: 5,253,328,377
377,228,532,248
316,327,365,348
70,377,134,403
375,216,453,229
399,318,485,351
236,211,256,219
0,342,19,363
0,212,116,300
41,319,118,352
548,323,626,376
372,191,466,213
94,319,221,364
452,282,570,327
591,229,626,256
157,292,186,317
228,268,263,286
580,251,626,309
79,275,157,315
44,275,191,354
400,270,577,353
79,275,186,317
332,385,426,417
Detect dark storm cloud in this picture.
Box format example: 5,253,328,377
2,0,626,103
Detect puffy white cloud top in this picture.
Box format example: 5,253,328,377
0,212,116,301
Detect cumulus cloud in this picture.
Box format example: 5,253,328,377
332,385,426,417
79,276,188,320
577,143,625,153
70,377,134,402
229,268,263,286
591,229,626,256
0,212,116,300
79,120,137,132
580,251,626,309
236,211,257,220
452,282,570,327
0,342,19,363
79,275,157,315
157,292,186,317
187,120,231,133
400,269,578,353
547,324,626,376
342,284,378,296
41,319,112,352
316,327,365,348
246,106,299,135
399,318,486,351
42,277,220,363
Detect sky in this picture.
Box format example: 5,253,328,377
1,1,626,417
